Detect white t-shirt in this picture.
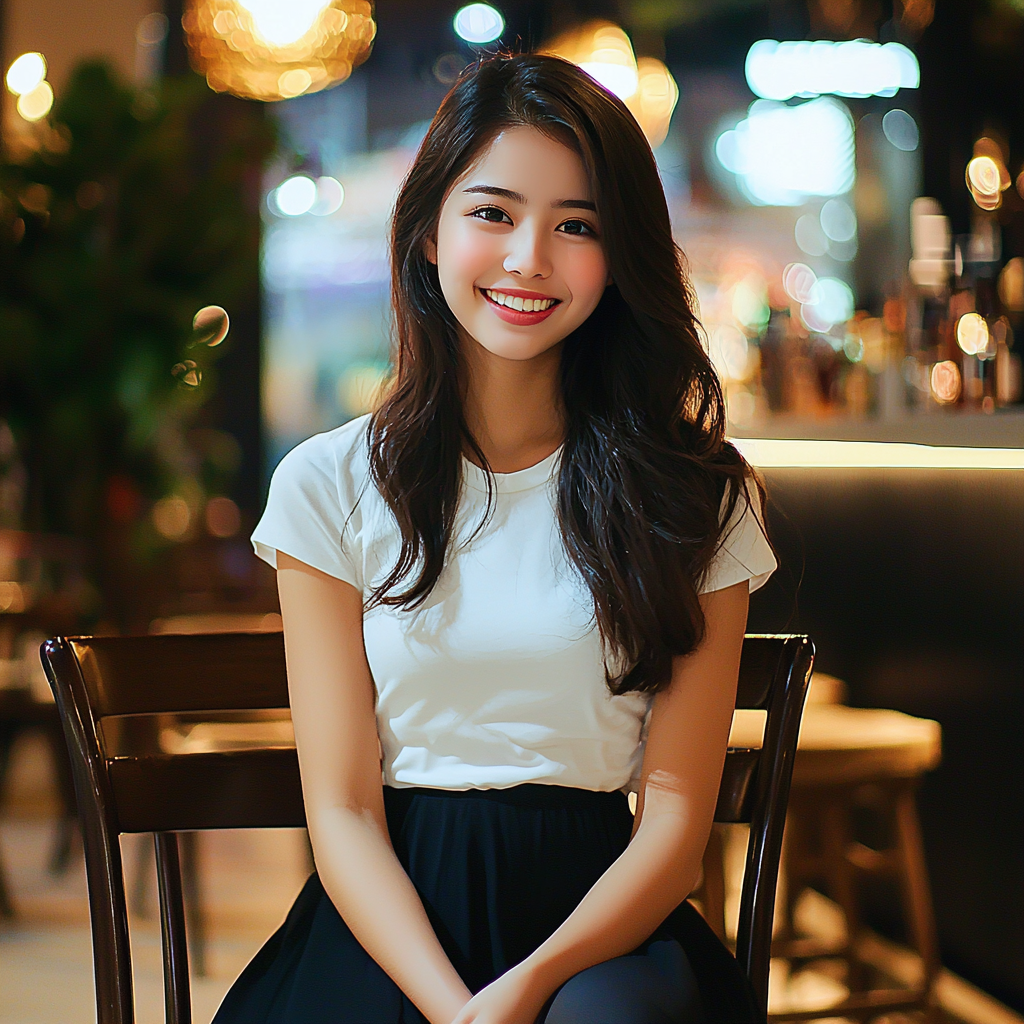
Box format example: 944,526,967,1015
252,414,776,793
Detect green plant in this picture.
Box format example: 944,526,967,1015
0,61,276,625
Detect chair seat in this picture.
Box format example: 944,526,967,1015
729,706,941,786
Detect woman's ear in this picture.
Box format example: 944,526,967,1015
424,236,438,265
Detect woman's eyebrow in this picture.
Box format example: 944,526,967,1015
462,185,596,212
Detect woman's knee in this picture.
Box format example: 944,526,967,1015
541,940,706,1024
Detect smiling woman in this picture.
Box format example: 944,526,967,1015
427,127,608,366
216,54,775,1024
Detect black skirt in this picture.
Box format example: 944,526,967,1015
213,785,763,1023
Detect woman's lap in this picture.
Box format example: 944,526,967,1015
213,787,761,1023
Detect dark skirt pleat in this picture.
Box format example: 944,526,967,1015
213,786,762,1024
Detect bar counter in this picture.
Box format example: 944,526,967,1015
742,433,1023,1009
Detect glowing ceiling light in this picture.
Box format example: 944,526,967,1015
239,0,330,46
183,0,376,102
453,4,504,45
5,52,46,95
715,98,855,206
745,39,919,101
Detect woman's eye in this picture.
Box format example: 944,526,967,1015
558,219,596,237
470,206,512,225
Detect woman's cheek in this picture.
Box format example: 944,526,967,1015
440,223,498,292
568,247,610,307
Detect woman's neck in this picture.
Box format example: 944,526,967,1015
460,336,564,473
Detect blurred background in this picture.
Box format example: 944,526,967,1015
0,1,1021,1022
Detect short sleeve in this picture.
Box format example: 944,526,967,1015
701,478,777,594
250,425,366,592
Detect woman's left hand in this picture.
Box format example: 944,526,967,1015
449,962,552,1024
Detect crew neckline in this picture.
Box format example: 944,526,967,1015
462,446,562,494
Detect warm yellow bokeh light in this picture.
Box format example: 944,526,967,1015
956,312,989,356
967,156,1001,197
183,0,375,102
16,81,54,121
5,51,46,95
541,21,678,148
930,360,961,404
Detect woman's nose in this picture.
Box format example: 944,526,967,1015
502,225,552,279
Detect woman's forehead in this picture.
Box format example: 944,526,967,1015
454,126,593,201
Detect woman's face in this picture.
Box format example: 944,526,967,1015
428,126,609,362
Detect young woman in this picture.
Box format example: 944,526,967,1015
215,54,775,1024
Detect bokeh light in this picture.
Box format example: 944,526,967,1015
956,312,989,356
182,0,376,102
310,176,345,215
998,257,1024,313
881,109,919,151
930,360,961,404
715,98,855,206
966,139,1011,211
273,174,318,216
152,496,192,539
205,496,241,537
453,4,504,45
5,52,46,95
795,213,828,256
16,81,54,121
542,22,678,148
801,277,854,332
744,39,918,102
192,306,230,347
172,360,202,387
820,198,856,242
783,262,818,304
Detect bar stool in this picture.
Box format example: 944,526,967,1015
700,674,943,1022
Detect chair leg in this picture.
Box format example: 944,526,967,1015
154,833,192,1024
179,832,207,978
893,781,940,1014
820,792,866,992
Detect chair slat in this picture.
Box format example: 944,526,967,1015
109,749,306,832
72,634,288,718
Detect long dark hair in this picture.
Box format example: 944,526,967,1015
368,53,758,695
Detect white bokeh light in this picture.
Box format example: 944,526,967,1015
310,176,345,216
715,98,855,206
801,277,855,331
453,4,504,44
745,39,919,101
273,175,318,216
5,52,46,96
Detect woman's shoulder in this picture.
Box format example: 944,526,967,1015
272,414,372,493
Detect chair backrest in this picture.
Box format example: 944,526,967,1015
42,630,812,1023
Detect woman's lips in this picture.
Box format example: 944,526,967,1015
479,288,561,326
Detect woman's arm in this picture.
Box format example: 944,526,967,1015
454,580,749,1024
277,552,473,1024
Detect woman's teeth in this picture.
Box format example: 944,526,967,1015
484,289,558,313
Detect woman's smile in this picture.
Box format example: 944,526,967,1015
479,286,562,325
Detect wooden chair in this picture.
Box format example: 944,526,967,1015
41,631,813,1024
